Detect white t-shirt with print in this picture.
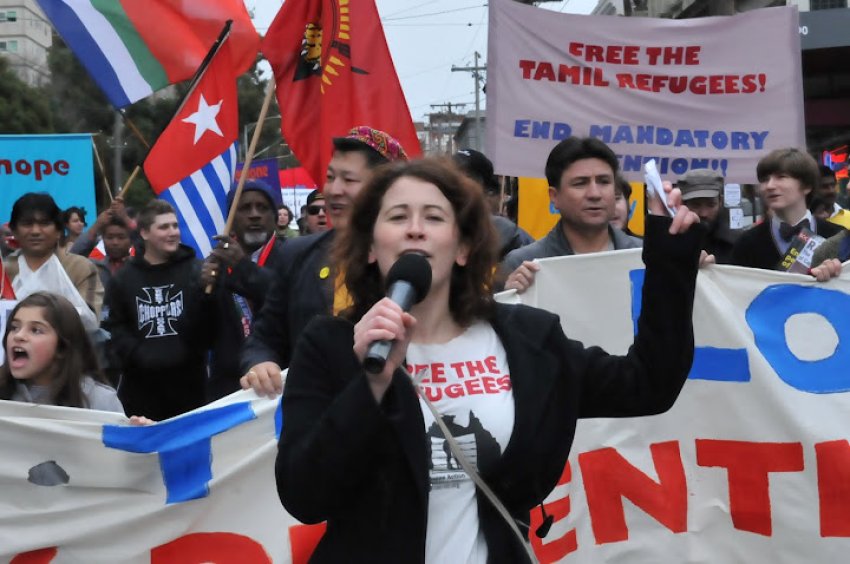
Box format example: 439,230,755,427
406,321,515,564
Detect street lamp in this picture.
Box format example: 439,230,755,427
242,114,281,160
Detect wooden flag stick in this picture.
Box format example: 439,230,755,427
121,112,151,150
205,79,277,294
222,79,277,237
116,165,141,200
91,138,113,203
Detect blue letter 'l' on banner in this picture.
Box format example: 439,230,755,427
629,269,751,383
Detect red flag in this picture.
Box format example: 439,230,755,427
0,262,14,300
262,0,422,185
143,38,239,257
37,0,260,108
144,40,239,191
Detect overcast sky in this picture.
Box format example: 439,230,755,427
245,0,598,122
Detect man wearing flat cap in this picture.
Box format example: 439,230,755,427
677,168,738,264
240,126,409,396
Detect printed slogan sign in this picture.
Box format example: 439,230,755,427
0,134,97,222
2,254,849,562
487,1,805,183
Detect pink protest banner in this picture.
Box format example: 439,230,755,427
487,0,805,183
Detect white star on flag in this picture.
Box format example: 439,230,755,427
182,94,224,144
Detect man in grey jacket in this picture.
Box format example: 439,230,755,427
500,137,641,292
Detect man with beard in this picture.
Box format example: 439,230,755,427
676,168,738,264
817,165,850,229
103,200,215,420
201,181,285,400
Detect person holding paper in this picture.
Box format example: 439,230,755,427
730,148,843,272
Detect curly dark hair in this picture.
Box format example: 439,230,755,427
0,292,106,408
333,158,498,326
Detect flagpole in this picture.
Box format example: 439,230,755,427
119,111,152,150
204,79,277,294
173,21,234,120
116,165,141,200
91,137,113,203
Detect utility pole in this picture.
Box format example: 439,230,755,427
430,102,466,115
428,103,466,154
452,52,486,152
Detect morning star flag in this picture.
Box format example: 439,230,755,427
262,0,422,185
143,39,238,258
36,0,260,108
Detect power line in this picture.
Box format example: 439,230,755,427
384,22,482,27
383,4,487,22
383,0,441,19
559,0,575,13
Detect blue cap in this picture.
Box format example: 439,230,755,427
227,180,281,210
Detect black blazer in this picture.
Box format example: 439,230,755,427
276,216,702,563
240,230,335,372
730,218,843,271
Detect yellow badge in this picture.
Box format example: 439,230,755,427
319,266,330,279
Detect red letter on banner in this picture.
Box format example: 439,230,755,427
696,440,804,536
579,441,687,544
816,440,850,537
151,533,272,562
11,548,57,564
530,462,577,562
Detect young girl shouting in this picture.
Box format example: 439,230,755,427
0,292,123,412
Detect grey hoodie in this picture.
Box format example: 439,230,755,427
12,377,124,413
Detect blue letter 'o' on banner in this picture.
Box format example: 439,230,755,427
746,284,850,394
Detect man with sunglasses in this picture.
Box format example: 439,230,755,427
303,190,329,235
240,126,409,397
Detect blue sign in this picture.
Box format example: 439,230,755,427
0,134,97,223
235,157,282,207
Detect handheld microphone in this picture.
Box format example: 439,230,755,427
363,253,432,375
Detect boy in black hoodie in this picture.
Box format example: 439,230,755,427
103,200,214,420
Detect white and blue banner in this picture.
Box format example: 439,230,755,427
1,252,849,562
0,134,96,223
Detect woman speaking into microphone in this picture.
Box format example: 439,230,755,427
276,156,703,563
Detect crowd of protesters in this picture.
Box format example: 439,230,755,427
0,125,846,561
1,127,846,412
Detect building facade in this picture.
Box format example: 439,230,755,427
0,0,51,87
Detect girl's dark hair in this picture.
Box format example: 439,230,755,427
62,206,87,226
333,157,498,326
0,292,105,407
